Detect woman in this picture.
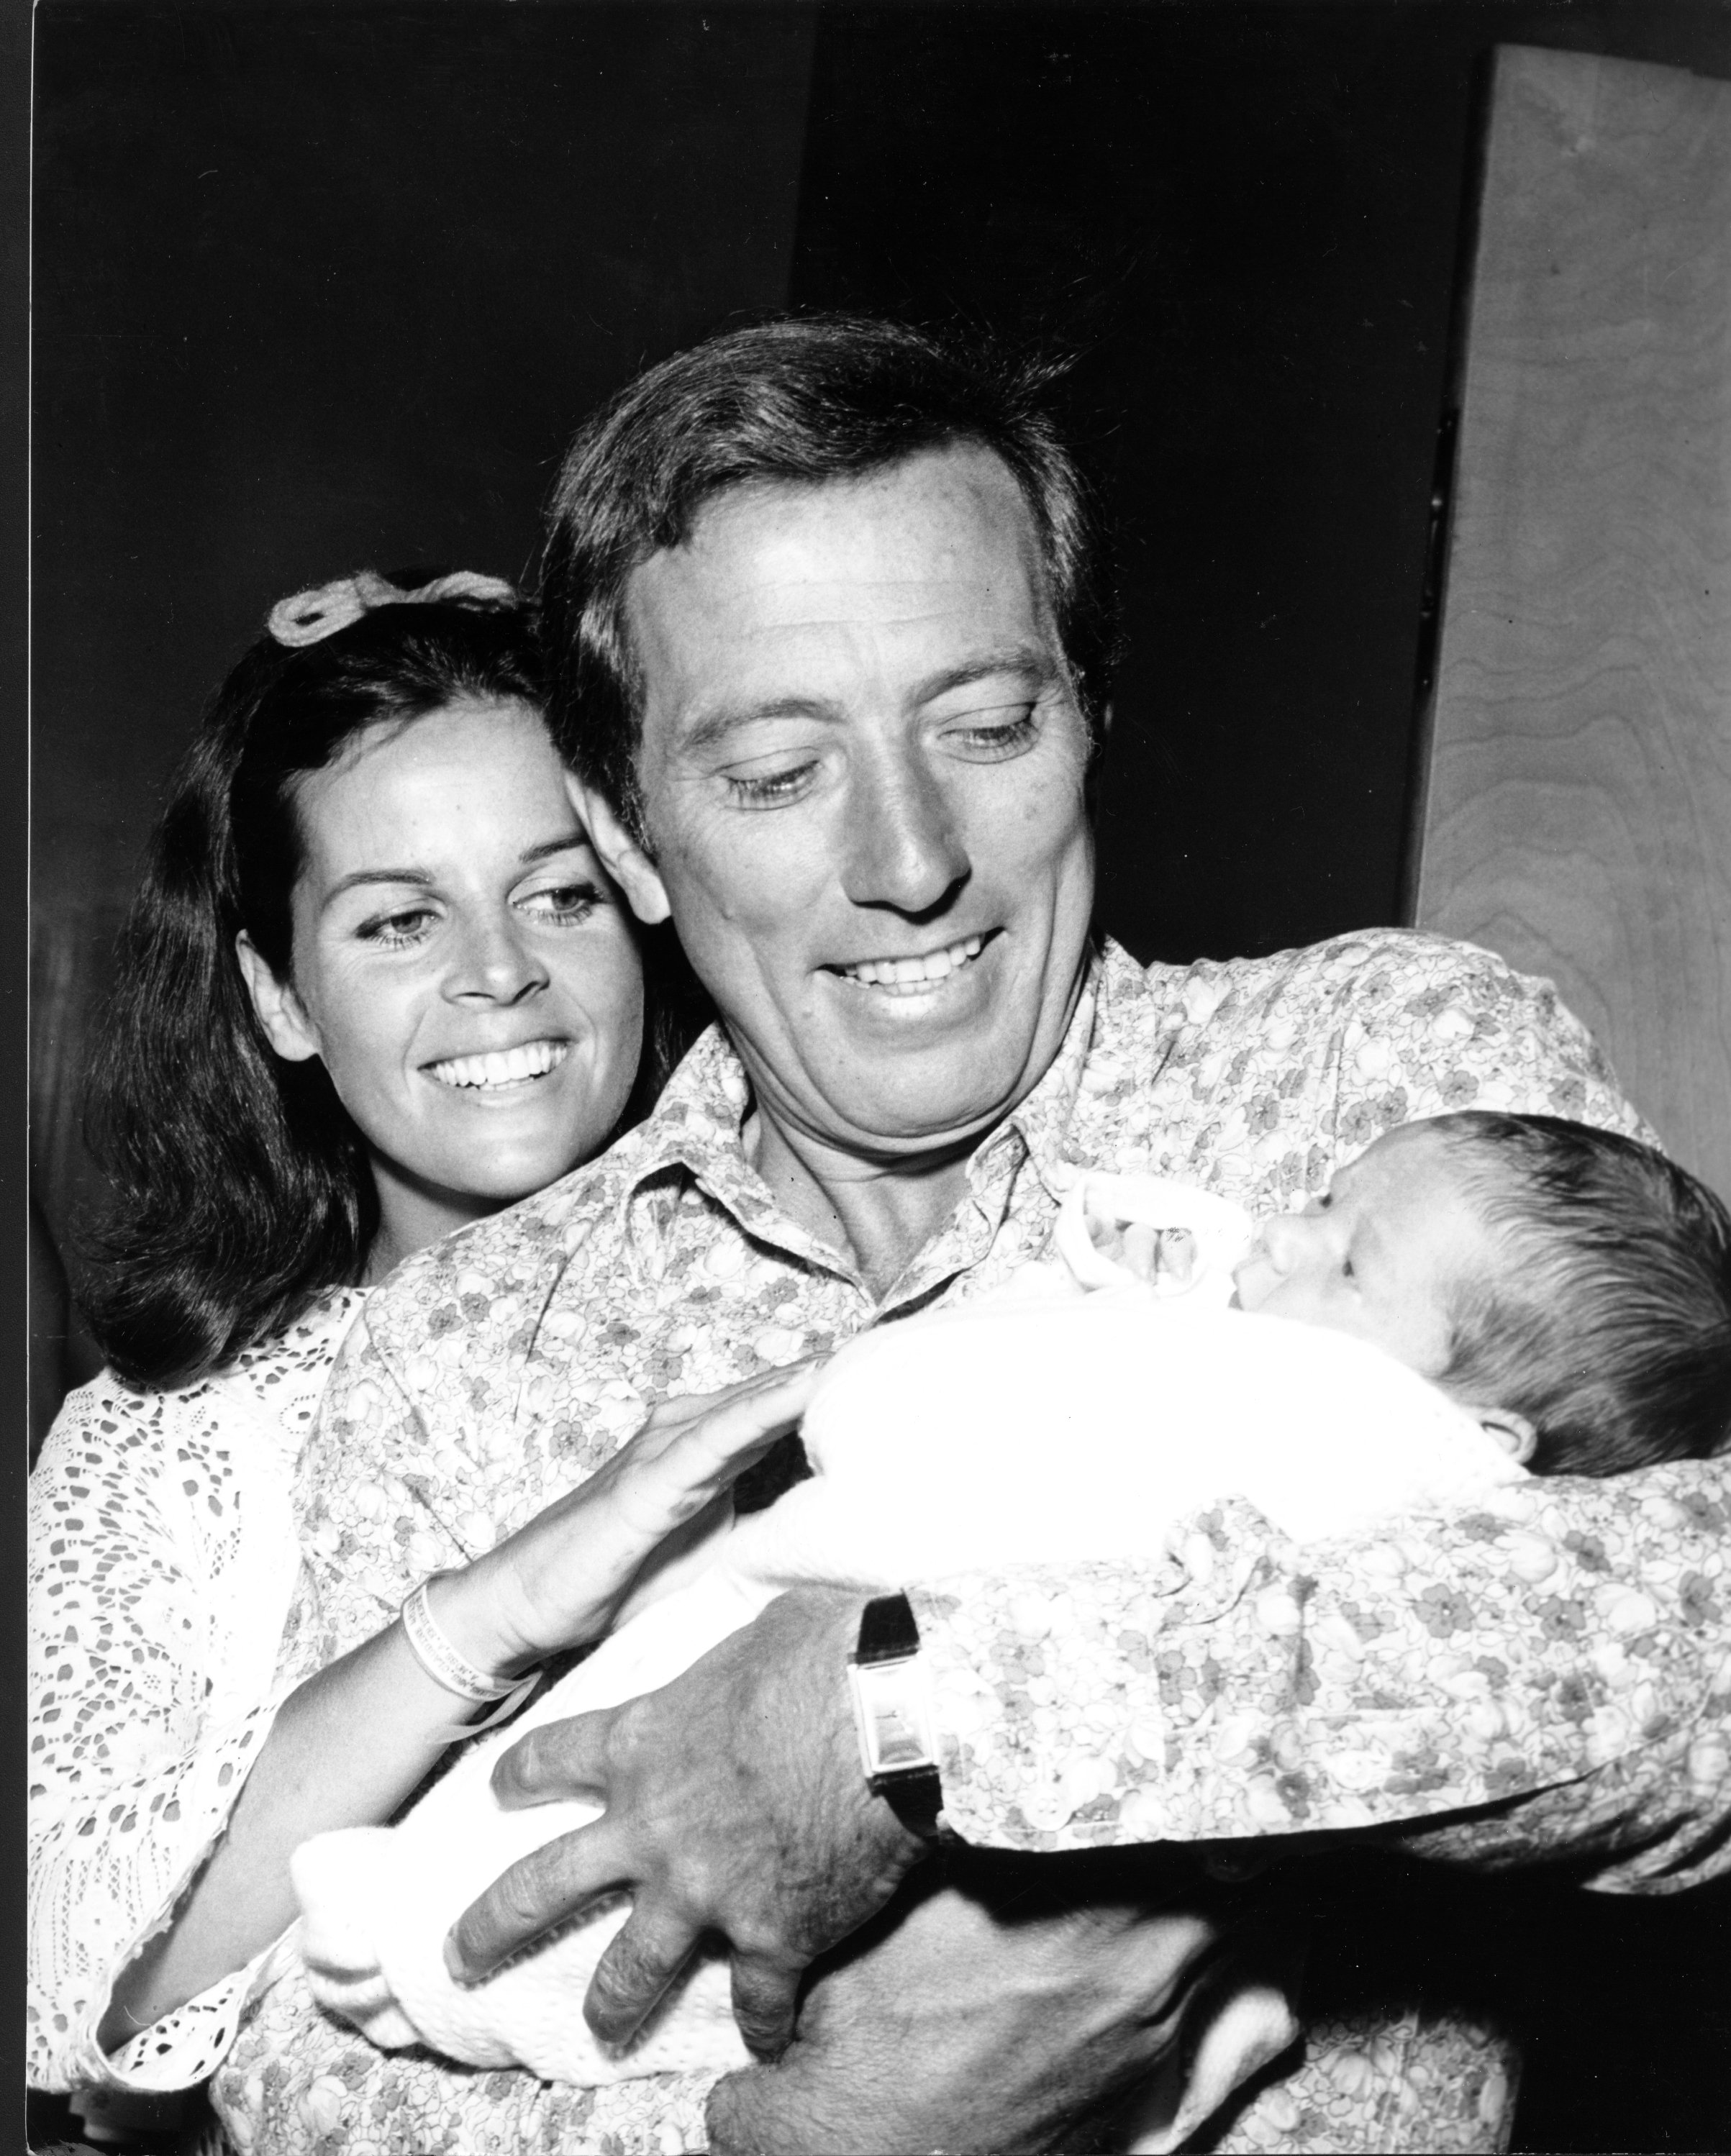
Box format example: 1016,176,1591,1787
27,569,812,2131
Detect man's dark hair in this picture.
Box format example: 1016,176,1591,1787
539,314,1119,840
1432,1111,1731,1475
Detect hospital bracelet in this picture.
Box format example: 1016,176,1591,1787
399,1573,527,1704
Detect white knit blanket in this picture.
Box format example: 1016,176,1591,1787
291,1177,1526,2147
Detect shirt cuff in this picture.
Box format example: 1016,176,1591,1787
905,1506,1274,1851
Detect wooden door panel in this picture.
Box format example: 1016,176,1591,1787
1413,45,1731,1198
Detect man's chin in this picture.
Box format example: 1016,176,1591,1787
791,1057,1040,1161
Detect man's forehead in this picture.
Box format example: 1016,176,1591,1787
627,445,1051,646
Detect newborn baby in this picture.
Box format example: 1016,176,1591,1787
293,1111,1731,2128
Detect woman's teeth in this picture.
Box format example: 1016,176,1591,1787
427,1040,569,1091
839,934,985,992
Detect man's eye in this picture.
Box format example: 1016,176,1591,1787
945,708,1038,758
722,762,817,808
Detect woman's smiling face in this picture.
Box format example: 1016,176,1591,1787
240,697,644,1265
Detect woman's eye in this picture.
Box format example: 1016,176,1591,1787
722,762,817,809
359,907,437,947
520,881,602,923
1340,1255,1356,1281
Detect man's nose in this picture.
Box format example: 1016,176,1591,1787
838,746,971,915
446,912,550,1004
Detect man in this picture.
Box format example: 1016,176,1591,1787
221,319,1728,2154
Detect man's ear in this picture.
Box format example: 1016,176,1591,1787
566,773,671,927
1473,1406,1538,1465
236,933,321,1063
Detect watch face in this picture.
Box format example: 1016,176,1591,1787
848,1654,937,1778
871,1696,931,1773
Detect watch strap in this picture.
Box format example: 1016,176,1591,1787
856,1589,924,1665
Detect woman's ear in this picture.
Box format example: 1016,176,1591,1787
236,932,321,1063
1473,1406,1538,1465
566,773,671,927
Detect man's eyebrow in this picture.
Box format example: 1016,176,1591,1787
909,647,1056,706
680,700,837,756
678,647,1058,757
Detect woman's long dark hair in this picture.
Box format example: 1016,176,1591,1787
81,577,701,1391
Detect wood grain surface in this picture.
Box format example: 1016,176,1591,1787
1414,45,1731,1201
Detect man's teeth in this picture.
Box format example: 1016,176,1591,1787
428,1040,569,1090
839,935,985,991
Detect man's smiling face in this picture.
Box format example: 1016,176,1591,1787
606,442,1097,1162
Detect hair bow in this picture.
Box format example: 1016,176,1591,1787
265,568,520,648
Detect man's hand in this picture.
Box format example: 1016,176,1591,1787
442,1586,930,2057
707,1850,1243,2156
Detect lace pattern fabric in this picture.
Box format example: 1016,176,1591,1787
28,1291,365,2094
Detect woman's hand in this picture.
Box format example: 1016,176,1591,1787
99,1365,820,2051
432,1361,823,1675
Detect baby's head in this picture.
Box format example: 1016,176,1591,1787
1232,1113,1731,1475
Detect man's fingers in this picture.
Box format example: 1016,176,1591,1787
729,1949,804,2061
444,1819,624,1984
583,1902,702,2046
489,1708,615,1809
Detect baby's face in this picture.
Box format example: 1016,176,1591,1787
1232,1123,1491,1378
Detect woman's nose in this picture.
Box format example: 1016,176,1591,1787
838,747,971,916
446,912,549,1004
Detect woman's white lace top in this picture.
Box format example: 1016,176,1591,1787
28,1289,365,2094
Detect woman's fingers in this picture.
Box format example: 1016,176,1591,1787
636,1360,823,1449
609,1363,824,1538
678,1361,823,1470
443,1810,624,1985
583,1901,704,2046
642,1363,827,1465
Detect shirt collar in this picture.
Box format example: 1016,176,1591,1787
617,937,1139,1278
977,938,1109,1204
620,1028,845,1276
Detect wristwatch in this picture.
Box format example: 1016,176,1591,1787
847,1593,946,1840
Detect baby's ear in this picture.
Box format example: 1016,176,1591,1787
1473,1406,1537,1465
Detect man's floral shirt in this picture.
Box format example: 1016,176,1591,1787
215,932,1730,2156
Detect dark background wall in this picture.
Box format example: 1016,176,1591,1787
34,3,1731,1234
30,1,819,1365
29,6,1731,2147
789,1,1731,964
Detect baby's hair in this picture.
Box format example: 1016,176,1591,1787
1427,1111,1731,1475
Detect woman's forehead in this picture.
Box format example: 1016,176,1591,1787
292,700,588,886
